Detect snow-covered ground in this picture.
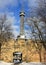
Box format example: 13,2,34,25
0,61,12,65
20,62,46,65
0,61,46,65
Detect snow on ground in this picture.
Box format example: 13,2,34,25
0,61,12,65
20,62,46,65
0,61,46,65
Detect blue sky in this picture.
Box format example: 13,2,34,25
0,0,38,38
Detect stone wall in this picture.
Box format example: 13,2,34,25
1,39,45,62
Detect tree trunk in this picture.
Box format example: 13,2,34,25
0,43,1,60
39,51,42,62
44,50,46,62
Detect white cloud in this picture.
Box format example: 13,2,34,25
28,0,38,7
0,0,38,12
6,12,20,38
0,0,18,9
0,12,19,38
12,30,19,38
0,12,16,24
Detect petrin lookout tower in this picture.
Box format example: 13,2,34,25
19,11,25,38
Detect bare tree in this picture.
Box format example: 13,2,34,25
37,0,46,23
25,17,46,62
0,14,14,60
36,0,46,61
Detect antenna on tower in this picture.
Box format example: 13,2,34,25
20,1,25,16
20,1,24,12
